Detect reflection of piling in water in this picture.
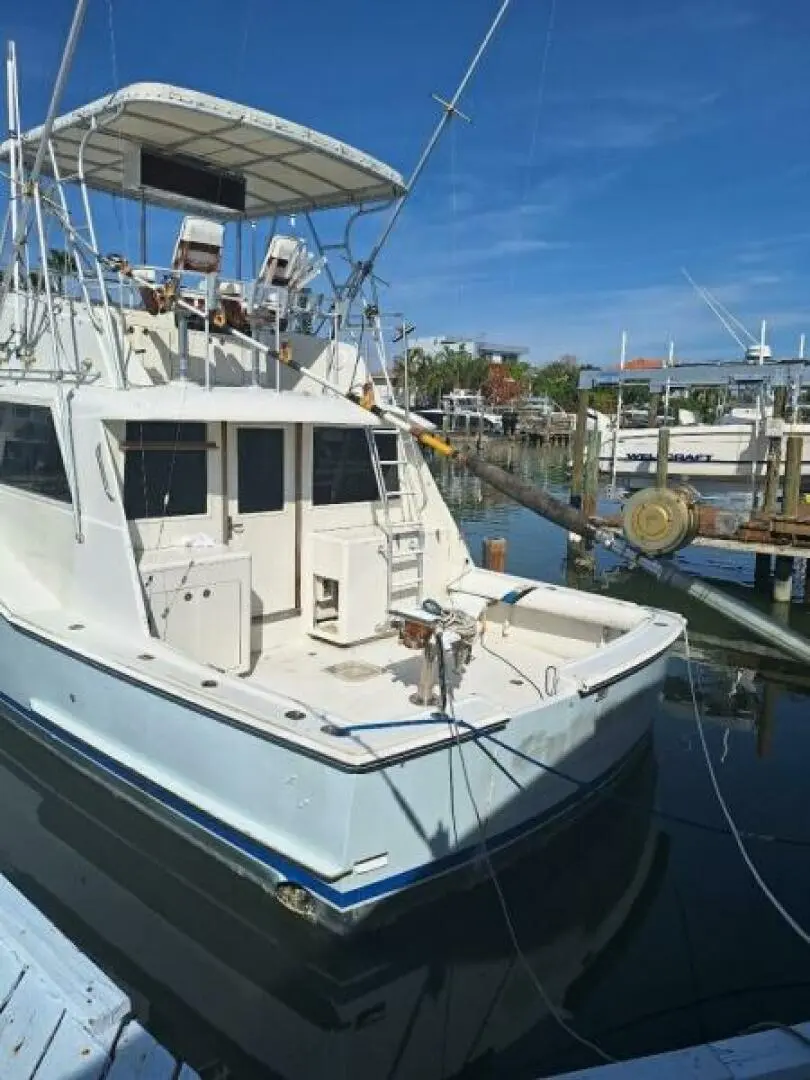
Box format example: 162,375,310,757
757,681,778,758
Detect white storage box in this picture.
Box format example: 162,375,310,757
309,527,388,645
140,546,251,673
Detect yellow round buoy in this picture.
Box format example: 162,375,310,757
622,486,699,555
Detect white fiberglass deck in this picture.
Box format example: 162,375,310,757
249,630,553,721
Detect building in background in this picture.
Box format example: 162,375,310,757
410,335,528,365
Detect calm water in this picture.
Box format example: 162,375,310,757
2,446,810,1078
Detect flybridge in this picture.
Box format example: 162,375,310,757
0,82,407,217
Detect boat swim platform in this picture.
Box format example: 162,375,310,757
552,1021,810,1078
0,871,198,1079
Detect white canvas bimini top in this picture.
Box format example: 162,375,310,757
1,83,406,216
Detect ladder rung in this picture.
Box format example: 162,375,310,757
391,551,423,563
377,459,408,466
391,579,422,592
388,488,418,496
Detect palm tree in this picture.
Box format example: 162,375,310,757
46,247,77,294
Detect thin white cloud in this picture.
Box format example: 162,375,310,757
415,276,806,369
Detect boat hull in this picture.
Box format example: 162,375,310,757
0,612,667,933
600,424,810,498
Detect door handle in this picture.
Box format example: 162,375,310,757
228,517,245,537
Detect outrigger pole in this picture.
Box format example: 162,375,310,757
0,0,90,321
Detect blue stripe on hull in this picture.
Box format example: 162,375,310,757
0,685,634,914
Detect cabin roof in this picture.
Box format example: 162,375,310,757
87,385,383,425
0,384,382,426
1,83,406,217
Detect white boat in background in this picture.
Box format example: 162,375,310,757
600,411,810,494
0,31,683,933
441,389,503,433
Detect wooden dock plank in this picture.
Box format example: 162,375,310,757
106,1020,177,1080
33,1014,112,1080
0,875,129,1040
0,941,26,1010
0,969,64,1080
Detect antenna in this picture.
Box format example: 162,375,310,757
345,0,513,304
0,0,91,321
680,267,759,353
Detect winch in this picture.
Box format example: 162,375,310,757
621,484,700,556
390,598,478,709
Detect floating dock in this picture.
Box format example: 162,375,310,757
0,871,198,1079
553,1021,810,1078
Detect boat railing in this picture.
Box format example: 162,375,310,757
13,266,327,336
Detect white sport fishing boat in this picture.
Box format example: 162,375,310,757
0,34,683,932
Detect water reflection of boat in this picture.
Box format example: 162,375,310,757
0,715,663,1079
659,667,760,732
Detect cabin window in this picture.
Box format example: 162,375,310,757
237,427,284,513
374,431,401,495
312,427,379,505
0,402,72,503
123,421,208,520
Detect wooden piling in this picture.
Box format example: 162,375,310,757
773,554,793,603
648,394,660,427
568,389,590,559
783,433,802,518
569,388,589,513
656,427,670,488
772,435,800,600
763,386,787,515
581,429,601,555
482,537,507,573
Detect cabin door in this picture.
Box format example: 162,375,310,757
226,424,296,617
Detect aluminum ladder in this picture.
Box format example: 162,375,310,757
367,428,426,614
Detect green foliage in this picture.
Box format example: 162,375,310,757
395,345,488,406
46,248,78,292
680,387,723,422
530,356,580,411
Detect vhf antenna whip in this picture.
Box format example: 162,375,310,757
345,0,513,305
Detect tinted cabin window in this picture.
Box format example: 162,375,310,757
123,421,208,520
237,428,284,513
313,428,379,505
0,402,72,503
374,431,401,494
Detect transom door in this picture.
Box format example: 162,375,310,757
226,424,296,617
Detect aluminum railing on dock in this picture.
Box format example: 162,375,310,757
0,872,198,1079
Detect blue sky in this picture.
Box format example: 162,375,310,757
6,0,810,367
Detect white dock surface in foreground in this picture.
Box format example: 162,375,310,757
0,871,199,1079
555,1022,810,1079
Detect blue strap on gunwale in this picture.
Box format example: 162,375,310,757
501,586,535,605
